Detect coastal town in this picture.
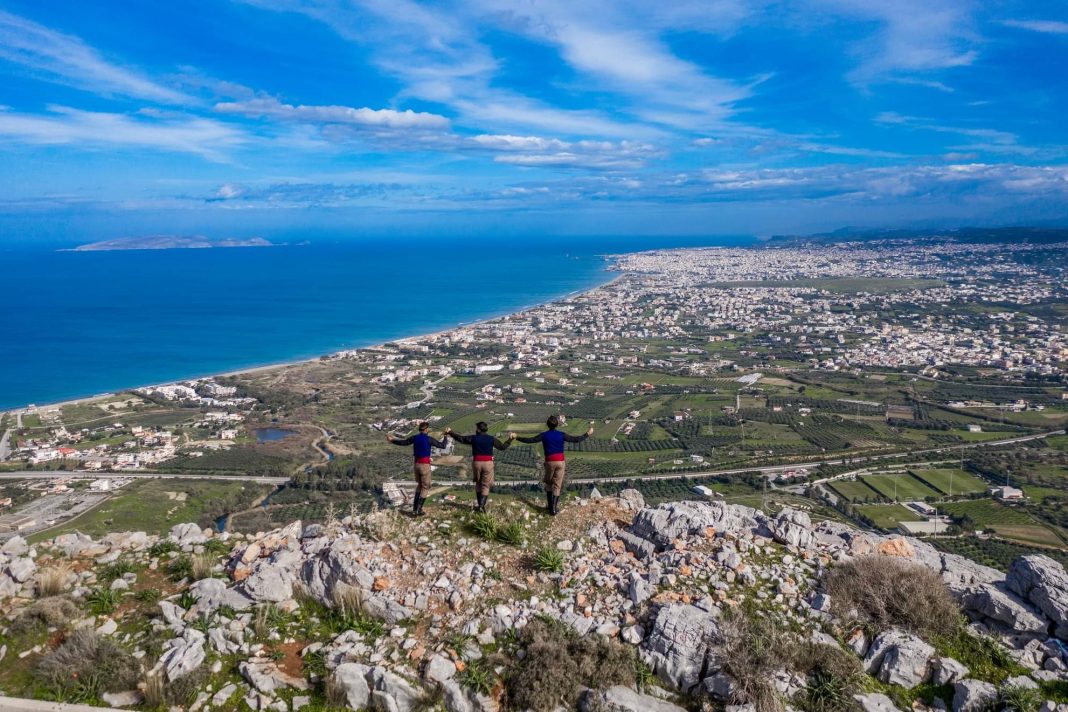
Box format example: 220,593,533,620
0,234,1065,552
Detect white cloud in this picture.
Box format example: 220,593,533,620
0,10,188,104
1001,19,1068,35
0,106,245,160
214,96,450,130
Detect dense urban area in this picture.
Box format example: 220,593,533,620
0,230,1066,712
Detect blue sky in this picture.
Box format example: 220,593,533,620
0,0,1065,241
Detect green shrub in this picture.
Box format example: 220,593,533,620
33,629,139,703
167,556,193,581
506,618,636,712
148,540,178,557
469,513,497,540
10,598,79,636
931,630,1027,685
460,660,495,696
496,522,525,546
98,560,136,583
1002,685,1042,712
533,547,564,573
823,555,960,638
86,588,120,615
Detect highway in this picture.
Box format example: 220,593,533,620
0,471,289,485
0,429,1061,491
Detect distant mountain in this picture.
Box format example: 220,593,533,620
69,235,273,251
766,226,1068,246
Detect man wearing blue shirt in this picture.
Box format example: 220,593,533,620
387,421,447,516
445,421,515,512
515,415,594,515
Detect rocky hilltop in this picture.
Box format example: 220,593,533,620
1,494,1067,712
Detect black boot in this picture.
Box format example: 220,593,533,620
545,491,554,514
551,494,560,516
413,495,425,516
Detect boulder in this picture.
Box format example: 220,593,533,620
952,679,998,712
615,531,656,560
424,654,456,684
630,501,762,549
102,531,150,551
7,557,36,583
853,693,903,712
1007,555,1068,638
629,577,655,606
299,535,375,602
933,657,969,686
333,662,372,710
1,536,29,556
863,630,933,689
617,489,646,512
770,508,814,549
959,583,1047,635
581,686,688,712
160,629,206,682
240,548,302,603
641,604,719,693
169,522,208,546
189,576,253,612
369,665,422,711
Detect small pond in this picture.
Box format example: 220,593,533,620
254,427,296,443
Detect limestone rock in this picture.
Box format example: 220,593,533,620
630,501,762,550
160,629,206,682
770,508,814,549
169,522,208,546
952,679,998,712
581,686,688,712
853,693,903,712
933,657,969,686
863,630,933,689
959,583,1047,635
1007,555,1068,638
333,662,372,710
641,603,719,692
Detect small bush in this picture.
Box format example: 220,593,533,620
496,522,525,546
35,564,72,598
177,590,196,609
33,629,139,702
931,630,1027,685
86,588,120,615
823,555,960,638
533,547,564,573
148,540,178,557
460,660,495,696
506,618,635,712
469,513,497,540
167,556,193,581
1002,685,1042,712
99,560,135,583
203,538,232,555
10,597,79,636
135,588,161,604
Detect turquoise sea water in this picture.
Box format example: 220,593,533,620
0,236,751,409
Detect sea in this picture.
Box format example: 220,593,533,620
0,235,753,410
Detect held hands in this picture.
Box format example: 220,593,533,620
586,422,595,436
386,433,395,442
509,432,518,440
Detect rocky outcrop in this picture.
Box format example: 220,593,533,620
952,679,998,712
958,583,1047,635
581,686,688,712
641,603,719,692
863,630,934,689
629,500,764,550
770,508,814,549
1007,555,1068,639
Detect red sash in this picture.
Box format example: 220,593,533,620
474,455,494,462
546,453,565,462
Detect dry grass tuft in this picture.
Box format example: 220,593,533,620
822,555,960,638
190,552,217,580
332,582,366,618
34,563,72,598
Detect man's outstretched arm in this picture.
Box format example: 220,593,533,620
563,425,595,443
388,435,415,446
516,432,543,444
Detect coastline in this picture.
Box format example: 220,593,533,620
3,266,629,416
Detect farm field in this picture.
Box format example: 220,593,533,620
855,503,920,529
28,479,272,542
863,473,941,501
829,479,879,502
910,468,990,495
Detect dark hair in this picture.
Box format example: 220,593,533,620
546,415,560,429
418,422,430,431
476,421,489,433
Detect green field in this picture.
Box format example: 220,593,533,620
855,504,921,529
941,499,1035,526
910,468,989,496
863,473,941,501
28,479,273,542
829,479,879,502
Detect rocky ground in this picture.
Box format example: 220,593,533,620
0,490,1066,712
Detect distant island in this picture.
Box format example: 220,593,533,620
68,235,274,251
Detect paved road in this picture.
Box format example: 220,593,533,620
0,471,289,485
